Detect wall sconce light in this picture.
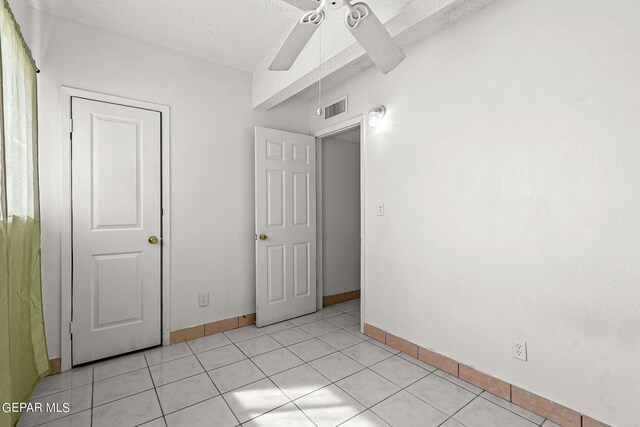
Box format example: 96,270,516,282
368,105,386,127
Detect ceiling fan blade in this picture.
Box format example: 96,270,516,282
269,10,326,71
345,2,405,74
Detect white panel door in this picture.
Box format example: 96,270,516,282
72,98,161,365
255,127,316,327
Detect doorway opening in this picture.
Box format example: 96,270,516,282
317,125,362,310
254,120,364,328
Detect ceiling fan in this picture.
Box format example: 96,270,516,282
269,0,405,74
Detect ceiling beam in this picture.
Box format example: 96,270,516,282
253,0,500,109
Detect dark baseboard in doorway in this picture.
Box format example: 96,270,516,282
323,290,361,307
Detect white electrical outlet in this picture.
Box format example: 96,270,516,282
377,203,385,216
199,292,209,307
513,339,527,361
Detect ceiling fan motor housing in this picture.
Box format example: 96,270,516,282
269,0,405,73
311,0,343,9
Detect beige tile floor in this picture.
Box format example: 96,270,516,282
19,299,562,427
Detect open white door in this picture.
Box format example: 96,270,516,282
72,98,162,365
255,127,316,327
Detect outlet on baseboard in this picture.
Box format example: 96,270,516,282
199,292,209,307
513,339,527,361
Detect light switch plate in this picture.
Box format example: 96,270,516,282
377,203,385,216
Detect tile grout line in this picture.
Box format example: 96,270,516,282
90,367,94,427
250,325,361,358
290,400,321,427
478,391,548,425
179,314,387,424
195,313,366,358
202,346,327,393
90,353,191,410
224,337,292,425
30,309,358,426
144,351,168,427
377,367,480,426
42,303,476,427
428,368,545,426
87,387,168,415
189,343,243,427
146,346,234,424
94,365,152,385
308,314,509,426
280,325,404,425
45,309,547,427
368,324,592,427
476,393,545,426
210,315,371,425
333,364,443,426
26,375,95,416
440,393,482,426
332,373,405,426
430,369,483,393
204,322,363,376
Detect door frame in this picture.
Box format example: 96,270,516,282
314,115,365,332
59,86,172,372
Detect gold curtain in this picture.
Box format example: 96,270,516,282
0,1,48,426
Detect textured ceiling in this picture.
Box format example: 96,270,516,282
28,0,303,72
28,0,419,73
281,0,319,10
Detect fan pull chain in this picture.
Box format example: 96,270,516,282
317,25,323,117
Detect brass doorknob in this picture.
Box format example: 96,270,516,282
148,236,159,244
259,233,268,241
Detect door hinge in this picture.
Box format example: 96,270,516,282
69,321,74,335
69,119,73,133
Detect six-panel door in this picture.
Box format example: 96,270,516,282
255,127,317,327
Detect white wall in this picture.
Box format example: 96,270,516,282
27,10,310,359
12,0,640,423
307,0,640,425
322,136,360,296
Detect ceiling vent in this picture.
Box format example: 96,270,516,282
324,96,347,120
